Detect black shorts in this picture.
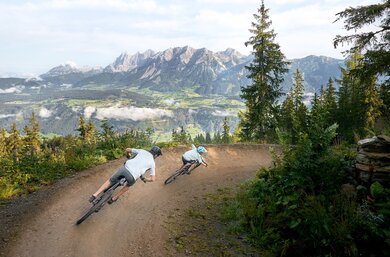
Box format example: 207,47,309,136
182,156,196,166
109,166,136,187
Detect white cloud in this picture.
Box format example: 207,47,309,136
189,109,198,115
0,0,381,74
212,110,234,117
0,86,24,94
93,106,173,121
162,98,176,105
39,107,53,118
4,0,159,12
84,106,97,119
0,114,17,119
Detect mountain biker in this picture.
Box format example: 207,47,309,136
88,146,162,204
181,144,208,174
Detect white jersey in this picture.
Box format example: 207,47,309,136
124,149,155,180
182,144,204,163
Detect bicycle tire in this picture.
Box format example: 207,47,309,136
76,202,102,225
76,182,120,225
164,166,190,185
164,170,181,185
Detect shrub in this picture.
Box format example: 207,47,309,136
229,124,389,256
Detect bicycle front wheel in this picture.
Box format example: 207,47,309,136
76,187,116,225
76,203,101,225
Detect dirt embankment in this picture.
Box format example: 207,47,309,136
0,144,278,257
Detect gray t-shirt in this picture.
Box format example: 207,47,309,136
124,149,155,180
182,144,204,163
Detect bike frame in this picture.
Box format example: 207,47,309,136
164,161,201,185
76,178,126,225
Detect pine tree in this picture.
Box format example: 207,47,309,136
337,51,365,140
324,78,338,125
0,128,7,158
198,133,205,144
7,123,23,161
99,119,115,141
292,69,305,110
222,117,231,144
309,87,329,136
337,50,383,140
364,76,383,134
23,112,41,156
280,69,308,144
205,132,212,144
239,0,289,142
214,131,222,144
291,69,308,142
379,85,390,126
172,126,189,144
280,93,294,142
334,1,390,87
194,133,206,144
85,120,97,145
77,116,86,138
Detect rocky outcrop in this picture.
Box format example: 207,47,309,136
355,135,390,184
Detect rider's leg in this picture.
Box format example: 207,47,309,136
92,179,111,198
91,166,125,200
187,162,200,174
110,171,135,202
111,186,130,201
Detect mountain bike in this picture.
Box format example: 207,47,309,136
164,161,203,185
76,176,145,225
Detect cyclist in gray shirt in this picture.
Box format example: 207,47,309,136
181,144,208,174
89,146,162,204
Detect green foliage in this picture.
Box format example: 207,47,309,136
23,112,41,156
7,123,23,161
227,120,390,256
336,51,383,142
279,69,308,144
0,114,154,199
222,117,232,144
171,126,190,144
334,0,390,87
239,0,289,142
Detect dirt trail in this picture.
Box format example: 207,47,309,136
0,144,277,257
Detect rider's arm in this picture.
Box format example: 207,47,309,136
125,148,133,158
199,155,208,167
144,175,156,182
142,166,156,182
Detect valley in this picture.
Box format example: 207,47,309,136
0,46,343,138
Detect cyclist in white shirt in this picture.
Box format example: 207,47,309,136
181,144,208,174
89,146,162,204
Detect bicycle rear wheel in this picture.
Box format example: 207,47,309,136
164,166,189,185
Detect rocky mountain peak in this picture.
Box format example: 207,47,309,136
40,63,102,78
104,50,155,73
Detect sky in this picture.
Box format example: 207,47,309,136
0,0,380,76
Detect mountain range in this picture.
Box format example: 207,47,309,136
26,45,343,95
0,46,344,136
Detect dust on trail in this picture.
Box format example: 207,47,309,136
0,144,278,257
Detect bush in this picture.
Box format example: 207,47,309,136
0,129,154,199
229,124,390,256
